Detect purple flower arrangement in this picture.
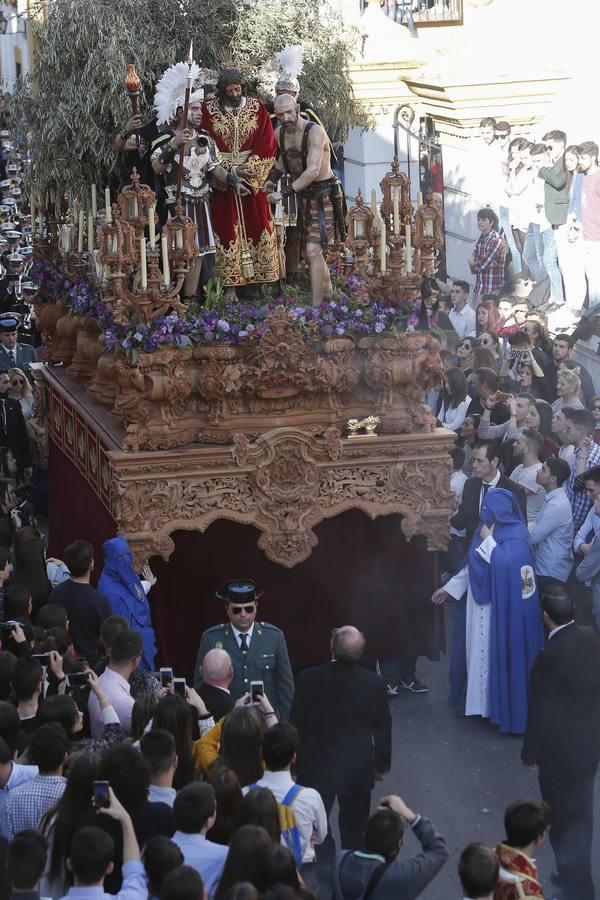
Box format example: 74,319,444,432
32,263,416,356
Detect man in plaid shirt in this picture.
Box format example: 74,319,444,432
564,410,600,530
0,722,68,840
469,207,507,296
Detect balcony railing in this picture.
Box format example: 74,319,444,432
374,0,463,28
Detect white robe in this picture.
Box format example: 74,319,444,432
444,535,497,719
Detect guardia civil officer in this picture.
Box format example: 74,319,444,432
193,579,295,720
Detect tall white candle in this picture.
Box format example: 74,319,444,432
417,191,423,207
105,188,112,223
78,209,84,253
370,189,377,217
91,183,97,219
140,237,147,290
380,221,387,274
148,204,156,248
161,234,170,286
405,223,413,274
87,212,94,252
393,188,400,236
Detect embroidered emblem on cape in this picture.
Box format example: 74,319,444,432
521,565,535,599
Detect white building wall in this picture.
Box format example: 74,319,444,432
0,0,30,94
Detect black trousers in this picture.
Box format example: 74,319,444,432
317,791,371,861
538,763,598,900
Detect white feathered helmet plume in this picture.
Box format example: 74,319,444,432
275,45,304,97
153,60,205,127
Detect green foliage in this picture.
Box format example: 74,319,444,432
9,0,366,201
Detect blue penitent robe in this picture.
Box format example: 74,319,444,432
469,488,545,733
98,535,157,671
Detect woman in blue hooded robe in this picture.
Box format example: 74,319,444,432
98,536,157,671
441,488,544,733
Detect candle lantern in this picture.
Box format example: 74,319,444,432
117,169,156,242
345,189,373,275
164,202,199,273
379,157,412,237
414,194,443,276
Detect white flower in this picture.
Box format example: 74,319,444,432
374,322,385,333
217,319,230,333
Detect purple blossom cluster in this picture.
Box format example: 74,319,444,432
32,261,415,355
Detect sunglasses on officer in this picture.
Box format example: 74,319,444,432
230,603,256,615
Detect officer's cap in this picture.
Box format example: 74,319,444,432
0,313,21,332
216,579,263,603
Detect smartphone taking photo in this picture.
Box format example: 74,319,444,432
160,667,173,689
173,677,186,697
93,780,110,809
251,680,264,704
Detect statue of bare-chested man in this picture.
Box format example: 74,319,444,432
267,94,346,305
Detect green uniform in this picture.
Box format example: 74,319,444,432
193,621,295,720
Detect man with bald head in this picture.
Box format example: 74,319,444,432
198,648,235,721
290,626,391,859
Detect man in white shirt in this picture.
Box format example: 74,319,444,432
88,629,143,738
0,736,37,820
250,722,326,883
140,730,177,807
172,782,228,897
509,429,545,525
448,281,476,338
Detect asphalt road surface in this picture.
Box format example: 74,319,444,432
320,653,600,899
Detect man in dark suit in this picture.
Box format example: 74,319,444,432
451,439,527,540
290,626,391,858
522,587,600,900
197,647,235,721
193,580,295,720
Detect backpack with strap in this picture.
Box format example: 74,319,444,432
248,783,304,867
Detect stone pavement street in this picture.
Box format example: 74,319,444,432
322,653,600,899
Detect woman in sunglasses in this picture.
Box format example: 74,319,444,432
478,332,501,367
7,367,33,418
457,337,480,378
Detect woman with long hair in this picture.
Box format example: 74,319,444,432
39,751,102,898
152,693,195,790
194,697,276,785
9,532,51,615
436,367,470,432
478,331,501,365
206,765,243,846
214,826,273,900
522,317,552,366
476,300,499,337
237,787,281,844
7,367,34,419
525,400,557,459
515,362,551,403
131,693,160,741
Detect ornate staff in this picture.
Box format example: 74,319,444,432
125,64,142,149
175,41,194,208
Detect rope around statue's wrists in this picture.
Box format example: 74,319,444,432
281,185,295,198
118,129,130,141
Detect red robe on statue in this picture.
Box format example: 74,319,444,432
202,97,279,287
